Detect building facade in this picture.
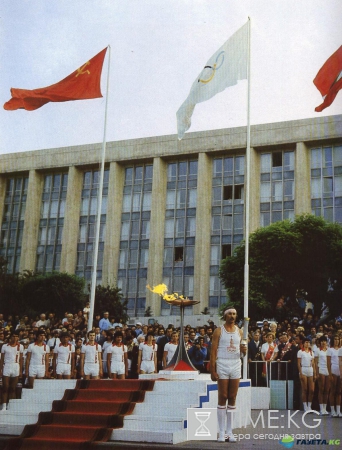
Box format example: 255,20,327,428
0,115,341,320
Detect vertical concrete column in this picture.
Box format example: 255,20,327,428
248,147,260,233
295,142,311,215
146,157,167,317
0,176,7,228
60,166,83,274
103,161,125,285
193,153,212,315
20,170,44,271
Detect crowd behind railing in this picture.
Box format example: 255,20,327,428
1,306,342,415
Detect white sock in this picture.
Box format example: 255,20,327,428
217,406,226,434
1,404,6,411
226,405,236,435
323,403,327,412
320,404,324,412
336,405,340,415
303,402,308,411
308,402,312,410
331,406,336,414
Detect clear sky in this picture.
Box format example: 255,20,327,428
1,0,341,154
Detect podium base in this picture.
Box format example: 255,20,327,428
139,370,200,380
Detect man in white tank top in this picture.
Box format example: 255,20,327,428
210,307,246,442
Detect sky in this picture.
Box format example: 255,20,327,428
1,0,341,155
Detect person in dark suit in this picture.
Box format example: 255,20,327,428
248,329,263,386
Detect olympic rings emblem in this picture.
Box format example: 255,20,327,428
198,51,225,84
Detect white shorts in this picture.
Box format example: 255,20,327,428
331,365,340,377
84,363,100,377
301,367,313,377
28,365,45,378
56,363,71,376
110,361,125,375
319,367,329,376
3,363,20,378
216,359,241,380
140,360,155,373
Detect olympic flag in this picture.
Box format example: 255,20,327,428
176,22,248,139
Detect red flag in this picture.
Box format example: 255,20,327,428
4,48,107,111
313,45,342,112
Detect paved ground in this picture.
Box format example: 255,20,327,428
0,410,340,450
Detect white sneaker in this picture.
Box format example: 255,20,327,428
338,413,342,418
331,412,338,418
218,432,225,442
225,433,237,443
320,410,329,416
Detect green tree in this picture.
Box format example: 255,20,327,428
219,214,342,320
21,272,86,318
91,284,128,323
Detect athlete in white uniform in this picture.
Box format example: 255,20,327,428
138,332,158,374
210,307,246,443
314,336,330,415
163,331,179,368
53,332,75,379
0,331,23,411
297,337,316,412
25,330,49,389
107,331,127,379
81,331,103,379
327,336,341,417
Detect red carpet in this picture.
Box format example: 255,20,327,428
4,379,155,450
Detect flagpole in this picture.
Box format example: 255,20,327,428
87,45,111,333
242,18,251,379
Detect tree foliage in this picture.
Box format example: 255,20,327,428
219,214,342,319
91,284,128,323
21,272,86,318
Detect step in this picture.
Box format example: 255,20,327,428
111,428,187,445
123,416,184,432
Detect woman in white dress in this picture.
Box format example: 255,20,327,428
297,337,316,412
327,335,341,417
314,336,330,415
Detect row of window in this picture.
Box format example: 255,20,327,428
1,144,341,314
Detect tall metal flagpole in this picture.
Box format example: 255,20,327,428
87,45,111,333
242,18,251,379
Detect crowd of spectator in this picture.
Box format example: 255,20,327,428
1,305,342,413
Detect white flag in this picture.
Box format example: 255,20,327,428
176,22,248,139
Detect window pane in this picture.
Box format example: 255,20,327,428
260,182,271,201
284,152,294,171
311,149,321,169
187,189,197,207
186,217,196,236
261,154,271,173
132,193,141,211
120,222,129,240
272,182,283,201
142,192,151,211
164,218,174,237
166,191,176,209
122,194,131,212
334,145,342,167
311,178,321,198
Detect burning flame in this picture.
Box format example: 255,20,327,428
146,283,186,303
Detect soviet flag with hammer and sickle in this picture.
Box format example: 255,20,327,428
4,47,107,111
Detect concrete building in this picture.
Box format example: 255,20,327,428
0,114,341,323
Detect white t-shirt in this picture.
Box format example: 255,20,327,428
81,343,102,364
54,343,75,364
297,349,314,367
107,344,127,363
164,342,178,364
27,343,50,366
327,347,339,366
139,342,158,361
1,343,23,364
315,348,328,370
